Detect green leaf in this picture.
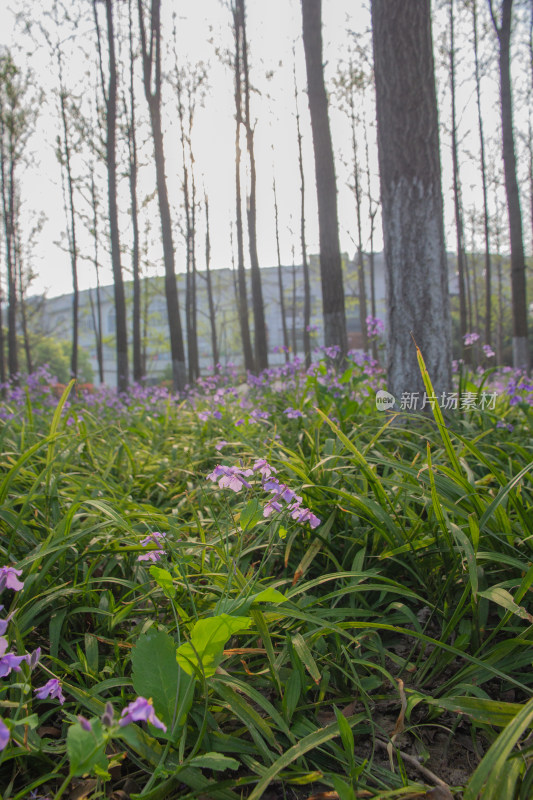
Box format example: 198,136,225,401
240,498,264,531
477,587,533,622
132,628,194,728
188,752,240,771
67,720,108,778
176,614,251,679
149,566,176,599
250,587,287,605
330,775,356,800
291,633,321,684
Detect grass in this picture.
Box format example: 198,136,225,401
0,355,532,799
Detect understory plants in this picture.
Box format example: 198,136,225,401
0,353,532,799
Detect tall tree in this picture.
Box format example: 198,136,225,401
138,0,187,391
272,173,290,363
237,0,268,371
472,0,493,346
448,0,469,359
94,0,129,391
0,53,32,383
371,0,452,401
203,193,219,371
126,0,142,384
488,0,529,369
231,1,254,372
301,0,347,356
293,57,312,366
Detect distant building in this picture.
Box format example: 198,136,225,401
31,252,456,386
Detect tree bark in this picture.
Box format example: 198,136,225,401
371,0,452,402
294,59,312,366
301,0,347,356
127,0,142,384
272,174,290,362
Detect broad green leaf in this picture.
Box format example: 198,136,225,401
132,628,194,728
416,694,533,728
330,775,356,800
240,498,264,531
188,752,240,771
250,587,287,605
67,719,108,778
477,587,533,622
176,614,251,679
149,566,176,599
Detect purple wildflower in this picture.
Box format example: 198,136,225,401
78,716,92,732
252,459,276,478
483,344,495,358
118,696,166,732
137,532,166,562
206,465,253,493
284,407,303,419
34,678,65,705
464,332,480,346
0,718,9,751
263,499,283,517
0,567,24,593
215,440,229,451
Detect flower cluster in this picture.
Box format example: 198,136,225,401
464,332,480,346
137,532,167,563
366,315,384,338
207,459,321,529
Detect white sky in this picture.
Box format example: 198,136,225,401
0,0,528,300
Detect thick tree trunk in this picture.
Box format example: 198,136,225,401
301,0,347,356
371,0,452,402
489,0,529,369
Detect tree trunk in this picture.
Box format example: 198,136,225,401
0,112,18,382
301,0,347,355
204,194,219,372
449,0,469,361
371,0,452,402
489,0,529,369
272,175,290,362
138,0,186,391
472,0,492,346
127,0,142,384
89,168,104,384
95,0,129,392
232,2,254,373
294,59,312,366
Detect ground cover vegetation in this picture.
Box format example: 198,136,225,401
0,350,532,799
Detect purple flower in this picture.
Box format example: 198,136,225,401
464,332,480,346
118,696,166,732
0,645,28,678
34,678,65,705
284,407,303,419
288,503,321,529
215,440,229,451
198,410,211,422
366,315,384,338
252,459,276,478
0,718,9,751
137,532,166,563
483,344,495,358
0,567,24,592
206,465,253,493
78,716,92,732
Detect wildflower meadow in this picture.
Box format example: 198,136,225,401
0,351,532,800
